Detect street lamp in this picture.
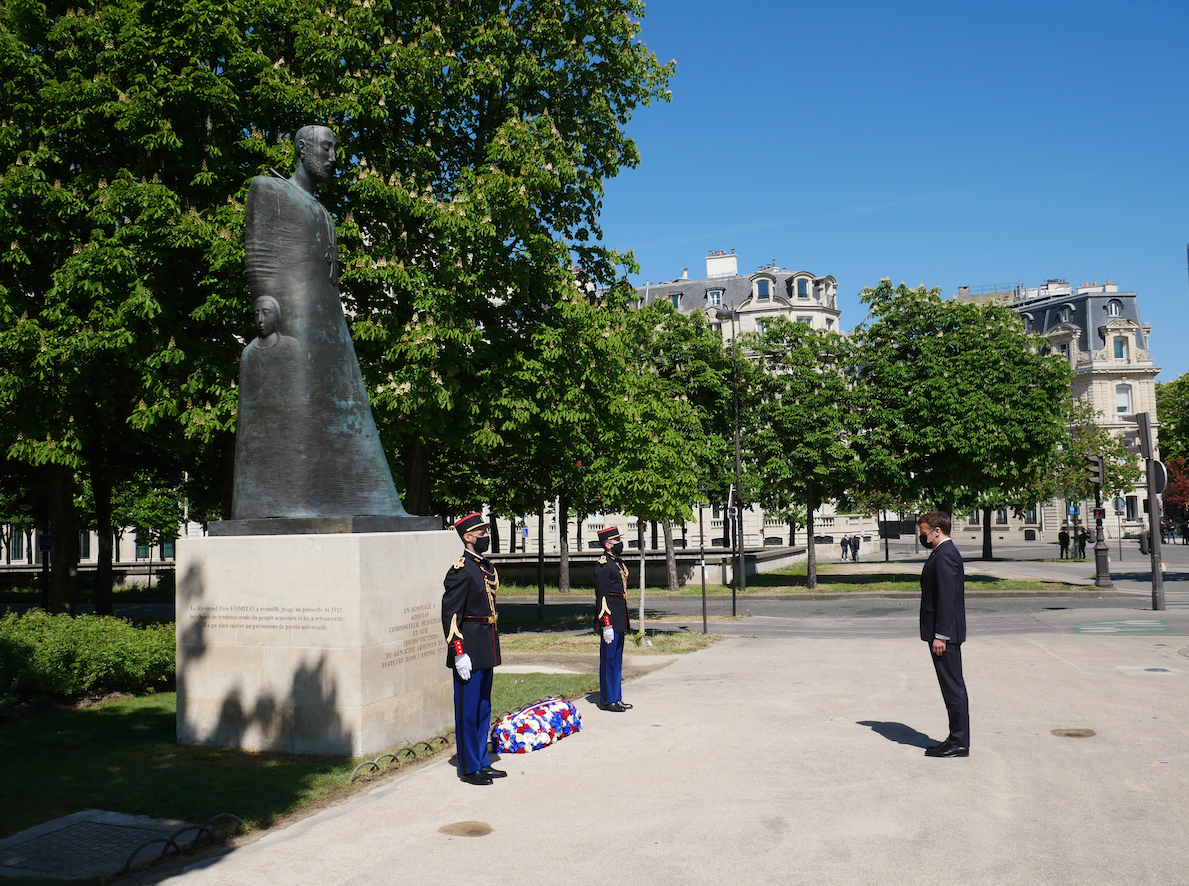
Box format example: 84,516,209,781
715,307,746,616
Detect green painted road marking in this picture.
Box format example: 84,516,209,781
1073,619,1173,634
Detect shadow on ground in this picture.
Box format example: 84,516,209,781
856,720,936,748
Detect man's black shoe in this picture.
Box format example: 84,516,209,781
459,770,494,785
600,702,627,712
480,766,507,778
620,702,633,710
924,742,969,758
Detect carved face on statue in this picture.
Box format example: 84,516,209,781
254,296,281,347
296,126,336,184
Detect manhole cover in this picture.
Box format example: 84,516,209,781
1051,728,1096,738
438,821,493,837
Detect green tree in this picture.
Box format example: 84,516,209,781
0,0,673,608
850,281,1071,558
1155,373,1189,463
748,317,856,587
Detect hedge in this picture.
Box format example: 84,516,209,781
0,610,174,711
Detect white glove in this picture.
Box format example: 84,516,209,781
454,653,472,682
602,626,615,645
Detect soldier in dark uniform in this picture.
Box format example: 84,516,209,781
442,512,505,786
593,526,633,712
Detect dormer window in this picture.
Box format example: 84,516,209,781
1060,305,1072,323
1114,338,1127,360
1023,314,1033,333
1107,300,1122,317
669,293,681,309
757,280,770,300
797,279,809,298
707,289,723,307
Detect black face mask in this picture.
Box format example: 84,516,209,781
473,536,490,555
611,541,624,556
919,532,933,549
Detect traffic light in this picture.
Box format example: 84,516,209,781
1120,412,1153,459
1086,454,1105,487
1093,507,1106,521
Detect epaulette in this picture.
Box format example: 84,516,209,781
452,556,465,570
597,555,607,565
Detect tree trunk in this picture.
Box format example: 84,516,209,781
404,441,432,516
46,463,79,614
982,507,993,560
663,520,679,594
558,496,570,594
806,481,817,590
489,516,501,554
576,517,583,552
722,503,731,551
650,520,657,551
788,518,795,548
91,457,115,616
637,520,646,634
536,505,545,619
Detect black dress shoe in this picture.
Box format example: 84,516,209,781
600,702,627,712
620,702,633,710
459,770,494,785
480,766,507,778
924,742,969,758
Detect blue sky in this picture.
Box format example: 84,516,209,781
599,0,1189,380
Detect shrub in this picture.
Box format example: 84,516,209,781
0,610,174,706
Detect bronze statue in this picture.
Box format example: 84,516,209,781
230,125,411,524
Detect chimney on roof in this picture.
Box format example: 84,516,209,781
682,267,689,280
706,250,738,279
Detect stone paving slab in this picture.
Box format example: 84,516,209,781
0,810,198,881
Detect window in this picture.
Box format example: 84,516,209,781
969,510,980,525
797,279,809,298
161,538,176,559
135,533,151,560
1114,338,1127,360
826,319,834,330
1126,495,1138,522
756,319,768,334
1060,305,1071,323
797,316,812,326
1022,314,1033,333
1107,300,1122,317
707,289,723,306
756,280,770,300
1059,343,1069,358
1024,506,1038,524
995,509,1008,525
669,293,681,309
11,531,23,561
79,532,90,560
1116,384,1132,414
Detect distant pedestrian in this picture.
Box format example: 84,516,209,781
1077,528,1089,559
850,535,860,561
1058,527,1070,559
840,536,849,561
1181,521,1188,545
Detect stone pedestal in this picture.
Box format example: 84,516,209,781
175,531,456,757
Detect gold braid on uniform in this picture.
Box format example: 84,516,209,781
616,559,629,593
480,560,499,625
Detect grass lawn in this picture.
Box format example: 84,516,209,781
669,561,1075,594
501,630,719,655
0,671,601,842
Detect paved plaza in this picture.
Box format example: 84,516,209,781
159,610,1189,886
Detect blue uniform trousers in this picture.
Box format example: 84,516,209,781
453,667,493,775
599,631,625,705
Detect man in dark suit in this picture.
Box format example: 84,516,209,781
918,511,970,758
594,526,633,712
442,512,505,785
